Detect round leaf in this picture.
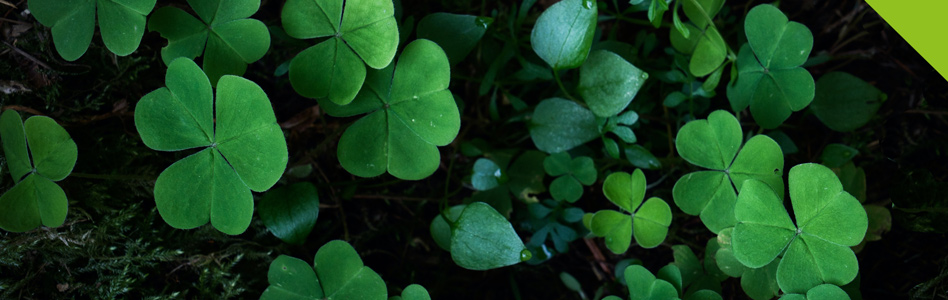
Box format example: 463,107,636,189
529,98,600,153
550,176,583,203
429,204,466,251
530,0,597,70
811,72,886,132
450,202,527,270
578,50,649,117
315,240,387,300
134,58,214,151
417,13,490,65
259,183,320,245
472,158,503,191
397,284,431,300
24,116,78,182
0,174,68,232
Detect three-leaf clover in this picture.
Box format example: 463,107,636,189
319,39,460,180
282,0,399,105
0,110,77,232
578,50,649,117
588,169,672,253
530,0,597,70
148,0,271,86
28,0,156,61
727,4,815,129
673,110,784,233
733,163,867,294
134,58,288,235
261,240,387,300
543,152,596,202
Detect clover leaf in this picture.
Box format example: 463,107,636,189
523,199,585,255
529,98,600,154
417,13,491,66
578,50,649,117
389,284,431,300
589,169,672,253
134,58,288,235
810,72,886,132
282,0,399,105
261,240,387,300
0,110,77,232
671,244,727,296
727,4,815,129
450,202,530,270
670,0,727,77
258,182,320,245
148,0,271,86
779,284,851,300
673,110,784,233
733,163,868,294
543,152,597,203
624,265,682,300
530,0,597,70
471,158,505,191
28,0,156,61
317,39,459,180
713,228,781,300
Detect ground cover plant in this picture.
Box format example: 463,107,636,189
0,0,946,299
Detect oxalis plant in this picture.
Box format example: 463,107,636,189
0,110,77,232
27,0,156,61
134,58,288,235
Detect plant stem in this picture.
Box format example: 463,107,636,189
553,70,578,103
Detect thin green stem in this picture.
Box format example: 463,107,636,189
553,70,578,102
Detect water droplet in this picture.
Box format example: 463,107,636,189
411,119,416,122
519,249,533,261
582,0,594,9
474,17,493,29
493,169,502,177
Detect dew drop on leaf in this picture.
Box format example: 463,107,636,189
520,249,533,261
582,0,594,9
474,17,492,29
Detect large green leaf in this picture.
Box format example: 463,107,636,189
258,183,320,245
261,240,387,300
417,13,490,66
733,164,867,294
283,0,398,104
334,39,459,180
0,111,77,232
529,98,600,153
135,58,287,235
727,4,815,129
450,202,528,270
673,110,784,233
149,0,270,86
578,50,649,117
810,72,886,132
28,0,155,61
530,0,597,70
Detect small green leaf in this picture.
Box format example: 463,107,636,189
0,110,31,183
550,176,584,203
450,202,527,270
578,50,649,117
261,241,387,300
603,170,645,212
633,197,672,248
530,0,597,70
394,284,431,300
29,0,155,60
819,144,859,168
472,158,504,191
282,0,398,104
335,40,459,180
258,183,320,245
560,272,583,293
262,255,324,299
429,205,466,251
810,72,886,132
417,13,490,66
625,145,661,170
592,170,671,252
590,209,633,253
543,152,572,176
530,98,600,153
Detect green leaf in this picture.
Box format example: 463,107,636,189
681,0,724,28
727,4,815,129
633,197,672,248
686,290,723,300
560,272,583,293
571,156,597,185
589,209,632,253
416,13,490,66
258,183,320,245
335,39,459,180
29,0,155,60
530,0,597,70
657,264,683,296
543,152,572,176
393,284,431,300
603,170,645,212
0,110,31,183
0,174,68,232
592,170,671,252
135,58,287,235
578,50,649,117
24,117,78,182
148,0,270,85
530,98,600,153
673,110,784,233
819,144,859,168
734,164,867,293
450,202,528,270
625,145,661,170
262,240,387,300
810,72,886,132
472,158,503,191
625,265,680,300
429,204,466,251
648,0,669,28
742,259,781,300
508,151,548,201
282,0,398,104
550,176,583,203
545,153,596,202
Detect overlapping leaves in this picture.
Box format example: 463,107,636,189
0,110,77,232
670,0,727,77
261,240,387,300
321,39,459,180
430,202,529,270
283,0,399,105
733,164,867,293
588,169,672,253
727,4,815,129
28,0,156,61
134,58,287,235
673,110,783,233
148,0,271,85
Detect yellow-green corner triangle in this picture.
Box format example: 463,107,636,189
866,0,948,82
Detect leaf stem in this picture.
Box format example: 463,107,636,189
552,70,579,103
